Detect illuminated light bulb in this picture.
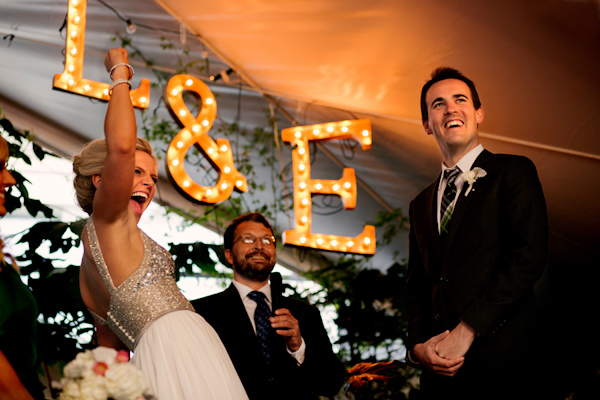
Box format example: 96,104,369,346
224,166,231,173
300,236,307,244
206,98,214,105
301,216,308,224
68,78,75,86
294,131,301,138
341,126,348,133
172,159,179,166
202,120,209,126
185,79,193,86
140,97,147,103
316,238,323,245
331,240,338,246
301,198,309,206
220,145,228,152
73,16,80,23
71,0,78,6
333,184,340,191
84,84,90,91
70,30,77,38
70,48,77,56
103,89,109,96
298,147,305,155
298,164,305,172
206,189,213,195
299,182,307,190
179,110,186,117
347,240,354,247
171,89,179,96
207,147,215,155
315,183,322,190
362,130,370,137
344,182,352,189
327,126,334,132
221,182,228,190
364,237,371,245
192,125,200,132
236,180,243,187
67,65,75,72
313,129,320,135
176,141,184,148
183,180,190,187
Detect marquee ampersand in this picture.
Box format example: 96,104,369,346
164,74,247,203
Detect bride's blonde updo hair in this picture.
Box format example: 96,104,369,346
72,138,156,215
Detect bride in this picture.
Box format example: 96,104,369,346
73,48,248,400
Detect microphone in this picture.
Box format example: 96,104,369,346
270,272,283,312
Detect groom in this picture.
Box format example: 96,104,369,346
405,67,551,399
192,212,344,400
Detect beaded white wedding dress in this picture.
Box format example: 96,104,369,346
85,218,248,400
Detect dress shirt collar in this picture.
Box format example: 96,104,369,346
439,144,484,187
232,279,272,304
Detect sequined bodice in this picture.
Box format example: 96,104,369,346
85,219,194,350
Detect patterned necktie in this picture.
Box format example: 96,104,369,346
248,291,273,363
440,167,461,235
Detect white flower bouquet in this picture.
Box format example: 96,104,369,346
54,347,154,400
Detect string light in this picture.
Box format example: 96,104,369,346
210,68,234,82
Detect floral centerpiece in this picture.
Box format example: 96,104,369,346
54,347,154,400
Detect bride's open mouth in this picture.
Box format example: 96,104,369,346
130,191,149,214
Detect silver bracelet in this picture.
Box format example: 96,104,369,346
109,63,135,80
109,79,132,95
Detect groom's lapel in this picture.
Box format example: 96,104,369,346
443,150,493,251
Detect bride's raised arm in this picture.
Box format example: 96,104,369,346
91,48,137,224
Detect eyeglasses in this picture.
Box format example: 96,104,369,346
233,234,276,246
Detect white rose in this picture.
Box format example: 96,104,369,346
462,170,477,183
64,352,95,379
58,380,81,400
92,346,119,366
78,374,109,400
105,363,150,400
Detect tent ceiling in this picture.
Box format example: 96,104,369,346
1,0,599,277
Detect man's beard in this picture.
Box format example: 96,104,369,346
232,250,274,282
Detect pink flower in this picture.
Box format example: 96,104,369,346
92,362,109,376
116,350,130,363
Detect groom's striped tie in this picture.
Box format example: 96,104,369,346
248,291,273,363
440,167,461,235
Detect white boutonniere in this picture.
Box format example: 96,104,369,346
461,167,487,196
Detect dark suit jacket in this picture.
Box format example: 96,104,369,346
192,284,345,400
405,150,549,397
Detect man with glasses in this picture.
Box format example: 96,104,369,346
192,212,344,400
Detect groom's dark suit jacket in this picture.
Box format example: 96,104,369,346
405,150,549,397
192,284,345,400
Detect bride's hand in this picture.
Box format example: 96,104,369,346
104,48,130,79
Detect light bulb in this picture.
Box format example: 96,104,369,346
126,20,137,34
